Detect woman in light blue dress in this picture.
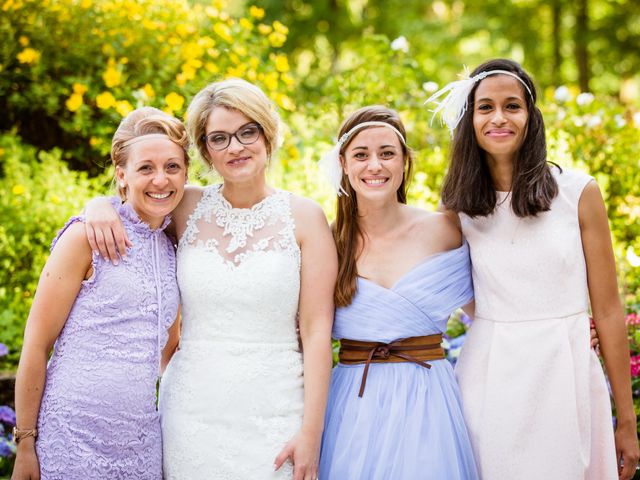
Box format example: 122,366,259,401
318,106,478,479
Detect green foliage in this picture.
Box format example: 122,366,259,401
0,133,109,369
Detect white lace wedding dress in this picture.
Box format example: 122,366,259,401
159,185,303,479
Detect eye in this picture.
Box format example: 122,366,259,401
239,125,259,138
138,165,152,172
353,152,367,160
477,104,492,111
210,133,228,145
506,103,522,110
380,150,395,158
167,162,182,171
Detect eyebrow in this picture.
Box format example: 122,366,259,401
476,96,524,103
351,144,398,150
206,122,256,135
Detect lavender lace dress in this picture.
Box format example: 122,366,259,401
35,200,179,480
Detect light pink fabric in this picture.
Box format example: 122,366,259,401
456,168,617,480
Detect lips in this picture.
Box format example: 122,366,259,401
227,156,250,166
147,192,173,199
485,129,514,137
362,177,388,185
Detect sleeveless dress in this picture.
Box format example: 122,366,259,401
319,242,479,480
159,185,303,479
36,200,179,480
456,168,618,479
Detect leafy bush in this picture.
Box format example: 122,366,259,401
0,133,109,369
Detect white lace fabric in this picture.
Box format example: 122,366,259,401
160,185,303,479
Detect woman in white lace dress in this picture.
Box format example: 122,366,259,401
84,79,337,480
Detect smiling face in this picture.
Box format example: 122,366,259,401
341,126,405,203
473,74,529,164
204,107,268,183
116,137,187,228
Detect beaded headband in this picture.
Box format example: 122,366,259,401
426,69,533,135
319,121,407,196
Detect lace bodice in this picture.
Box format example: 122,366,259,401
160,186,304,479
179,185,300,268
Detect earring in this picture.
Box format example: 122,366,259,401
120,182,126,188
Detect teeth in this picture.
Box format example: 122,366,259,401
148,192,171,199
365,179,386,185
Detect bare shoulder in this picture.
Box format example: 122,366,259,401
409,207,462,251
578,179,606,227
289,193,331,242
50,221,93,265
173,185,205,226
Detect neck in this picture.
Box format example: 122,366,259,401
486,153,514,191
356,197,404,238
220,177,273,208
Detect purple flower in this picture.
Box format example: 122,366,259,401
0,406,16,425
0,343,8,357
0,436,16,458
459,313,473,327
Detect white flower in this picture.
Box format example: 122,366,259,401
554,86,571,103
614,114,626,128
390,36,409,53
634,112,640,127
556,109,566,121
422,81,438,93
627,246,640,268
586,115,602,128
576,92,595,106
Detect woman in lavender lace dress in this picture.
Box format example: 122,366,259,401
11,107,188,480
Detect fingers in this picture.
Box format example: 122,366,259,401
273,445,292,472
85,223,98,253
620,451,639,480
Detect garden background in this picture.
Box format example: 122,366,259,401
1,0,639,474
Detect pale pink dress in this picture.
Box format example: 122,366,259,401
456,168,617,479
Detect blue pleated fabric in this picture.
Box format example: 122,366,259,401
319,243,478,480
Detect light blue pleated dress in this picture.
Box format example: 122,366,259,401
319,243,478,480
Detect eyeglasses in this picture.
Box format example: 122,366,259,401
202,122,263,151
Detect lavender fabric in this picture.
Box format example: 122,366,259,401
35,200,179,480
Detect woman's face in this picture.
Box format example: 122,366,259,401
203,107,268,183
473,74,529,164
341,126,405,203
116,137,187,228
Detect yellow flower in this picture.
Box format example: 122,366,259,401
274,93,295,111
66,93,84,112
273,21,289,35
102,59,122,88
268,32,286,48
115,100,133,117
165,92,185,113
17,47,40,64
80,0,91,8
12,184,25,195
274,54,289,73
72,83,88,95
205,62,219,74
263,72,278,92
96,91,116,109
249,6,265,19
142,83,155,98
89,137,101,146
239,18,253,30
213,22,232,43
18,35,29,46
50,194,61,204
257,24,272,35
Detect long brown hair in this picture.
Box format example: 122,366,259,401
333,106,414,307
441,58,558,217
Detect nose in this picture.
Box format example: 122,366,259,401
227,135,244,153
491,107,506,125
367,154,382,171
153,170,169,186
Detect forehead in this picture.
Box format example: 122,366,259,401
127,137,185,163
206,107,253,132
347,126,402,148
474,74,526,100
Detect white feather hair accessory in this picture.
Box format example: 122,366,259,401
318,121,407,196
425,68,533,135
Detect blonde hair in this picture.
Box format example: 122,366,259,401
111,107,190,200
186,78,281,167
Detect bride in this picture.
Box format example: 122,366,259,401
84,79,337,479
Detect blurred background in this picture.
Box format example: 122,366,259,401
1,0,639,472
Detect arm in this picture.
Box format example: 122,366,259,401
84,197,130,264
161,309,181,374
274,198,337,480
579,181,639,480
12,223,93,480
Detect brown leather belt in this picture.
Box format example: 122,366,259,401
338,334,445,397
